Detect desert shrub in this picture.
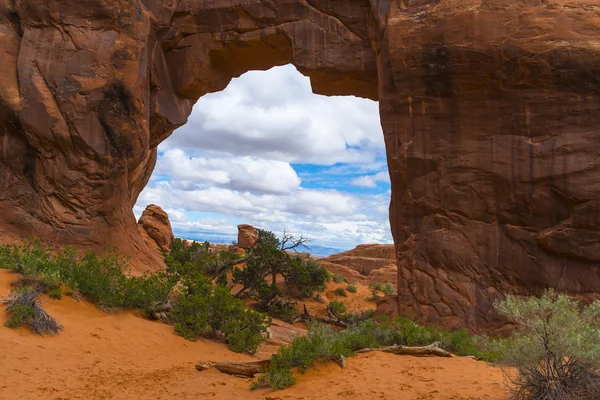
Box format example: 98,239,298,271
343,309,375,326
166,238,239,280
332,274,344,284
491,289,600,400
254,322,380,390
231,230,326,318
48,286,63,300
0,244,13,269
171,273,271,354
346,284,357,293
288,259,329,297
327,300,347,316
4,287,62,335
4,302,35,328
333,287,347,297
369,282,395,297
1,240,176,313
254,317,490,390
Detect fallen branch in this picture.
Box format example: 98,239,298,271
293,304,349,328
196,343,451,378
356,342,453,358
196,360,271,377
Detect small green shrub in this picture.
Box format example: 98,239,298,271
254,315,494,390
171,273,271,354
333,288,347,297
369,282,395,297
327,300,347,316
332,274,344,284
4,287,62,335
346,284,357,294
254,323,379,390
343,309,375,326
4,303,35,328
288,259,329,297
0,241,176,312
48,287,63,300
491,289,600,400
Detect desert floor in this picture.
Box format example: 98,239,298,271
0,269,509,400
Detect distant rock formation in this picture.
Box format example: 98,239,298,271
237,224,258,249
137,205,174,253
320,244,397,285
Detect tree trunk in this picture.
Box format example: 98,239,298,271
195,360,271,377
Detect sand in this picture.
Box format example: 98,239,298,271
0,270,509,399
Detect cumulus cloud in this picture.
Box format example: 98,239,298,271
161,65,384,165
351,171,390,188
156,148,301,194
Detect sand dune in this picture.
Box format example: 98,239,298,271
0,270,508,400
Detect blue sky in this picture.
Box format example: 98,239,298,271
134,65,392,252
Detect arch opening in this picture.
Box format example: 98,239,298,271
134,64,392,257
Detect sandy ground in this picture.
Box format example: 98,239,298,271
0,270,509,400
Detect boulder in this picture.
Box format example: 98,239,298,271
237,224,258,249
137,205,174,252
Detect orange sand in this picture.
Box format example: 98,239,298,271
0,270,509,399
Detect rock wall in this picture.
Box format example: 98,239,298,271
1,0,600,332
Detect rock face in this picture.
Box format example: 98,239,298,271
137,205,174,252
322,244,396,276
1,0,600,332
237,224,258,249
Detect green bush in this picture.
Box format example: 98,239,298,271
288,259,329,297
254,316,493,390
171,273,271,354
333,288,347,297
4,302,35,328
0,240,175,312
346,284,357,293
254,323,379,390
327,300,346,316
490,289,600,400
4,286,62,335
332,274,344,284
369,282,395,296
343,309,375,326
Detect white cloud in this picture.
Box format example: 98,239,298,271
156,148,301,194
351,171,390,188
162,65,384,165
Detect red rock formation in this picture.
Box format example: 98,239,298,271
237,224,258,249
137,204,174,252
2,0,600,332
368,264,397,286
322,244,396,275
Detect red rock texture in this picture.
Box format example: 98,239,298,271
1,0,600,332
322,244,396,275
137,204,174,252
237,224,258,249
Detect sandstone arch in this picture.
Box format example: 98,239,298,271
1,0,600,332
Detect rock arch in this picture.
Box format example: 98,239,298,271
1,0,600,332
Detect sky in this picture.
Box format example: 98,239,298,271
134,65,392,254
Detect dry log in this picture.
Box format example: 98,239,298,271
356,342,453,358
195,359,271,377
196,344,451,378
293,304,349,328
